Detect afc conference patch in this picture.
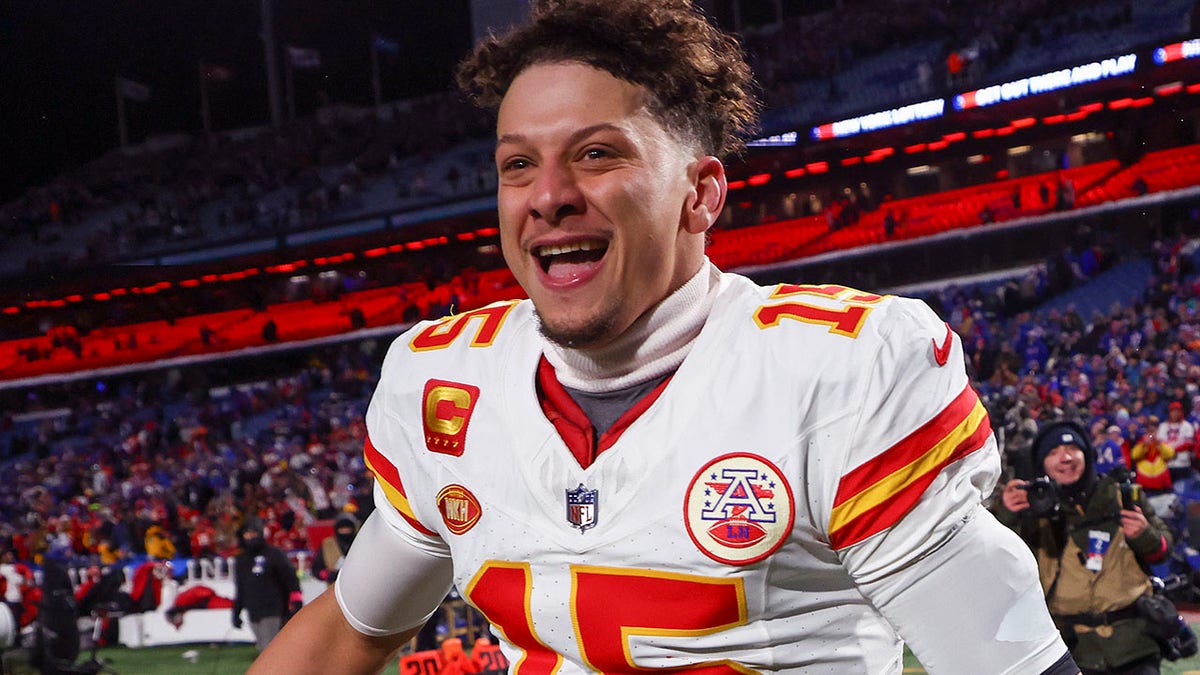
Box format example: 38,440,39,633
684,453,794,565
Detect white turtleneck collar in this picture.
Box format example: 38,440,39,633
541,260,721,393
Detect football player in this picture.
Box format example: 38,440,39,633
251,1,1078,673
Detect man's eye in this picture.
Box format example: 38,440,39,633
501,158,530,171
584,148,610,160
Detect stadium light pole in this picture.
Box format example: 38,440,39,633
199,62,213,141
370,37,382,110
260,0,283,128
115,78,129,149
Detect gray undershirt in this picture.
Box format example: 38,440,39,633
563,372,671,437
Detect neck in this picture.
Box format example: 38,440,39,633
542,261,719,393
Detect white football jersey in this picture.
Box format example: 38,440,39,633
355,271,1064,674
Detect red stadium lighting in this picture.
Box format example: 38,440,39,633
1130,97,1154,108
1188,83,1200,94
65,294,83,303
1065,111,1088,121
1079,102,1104,113
92,293,112,301
1043,114,1066,124
1011,117,1036,129
406,241,425,250
727,180,747,190
201,274,218,283
864,154,885,163
2,307,18,314
784,168,806,178
942,132,966,143
903,143,927,154
995,126,1015,136
1108,97,1134,109
456,232,477,241
364,247,389,257
972,129,996,138
475,227,499,237
1155,82,1184,96
180,279,200,288
840,157,862,166
747,173,772,186
927,140,949,151
805,161,829,174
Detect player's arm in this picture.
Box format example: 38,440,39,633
827,299,1075,675
249,587,419,675
248,509,455,675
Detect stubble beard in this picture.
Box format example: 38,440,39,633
535,308,618,350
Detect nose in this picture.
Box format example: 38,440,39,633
528,162,584,225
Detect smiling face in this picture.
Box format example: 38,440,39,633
494,62,724,349
1043,443,1086,486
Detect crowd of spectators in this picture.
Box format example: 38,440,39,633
0,93,491,279
0,340,382,577
0,224,1193,576
921,233,1200,499
745,0,1136,113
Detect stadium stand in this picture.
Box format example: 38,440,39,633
6,0,1200,665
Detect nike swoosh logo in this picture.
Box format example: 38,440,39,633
932,323,953,367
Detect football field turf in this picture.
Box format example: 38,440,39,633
9,634,1200,674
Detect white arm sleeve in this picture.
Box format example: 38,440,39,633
822,298,1068,673
858,507,1066,675
334,509,455,637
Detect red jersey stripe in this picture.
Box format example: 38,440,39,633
830,384,988,547
829,405,992,550
834,385,981,506
363,436,439,537
829,418,991,549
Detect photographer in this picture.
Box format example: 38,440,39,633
998,421,1172,675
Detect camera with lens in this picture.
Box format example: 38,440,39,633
1019,477,1060,517
1109,465,1142,508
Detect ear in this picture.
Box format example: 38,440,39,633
683,156,726,234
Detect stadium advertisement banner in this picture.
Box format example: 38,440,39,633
953,53,1137,111
1155,39,1200,65
747,131,800,147
811,98,945,140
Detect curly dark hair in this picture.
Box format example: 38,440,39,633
456,0,761,158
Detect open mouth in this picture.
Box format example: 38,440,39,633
534,240,608,276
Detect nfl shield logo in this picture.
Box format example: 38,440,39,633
565,484,598,533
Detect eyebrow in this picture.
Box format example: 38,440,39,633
496,123,627,151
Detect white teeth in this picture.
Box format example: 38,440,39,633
535,241,605,257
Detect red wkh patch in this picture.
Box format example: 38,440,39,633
437,484,482,535
422,380,480,456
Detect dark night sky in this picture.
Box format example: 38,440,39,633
0,0,473,202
